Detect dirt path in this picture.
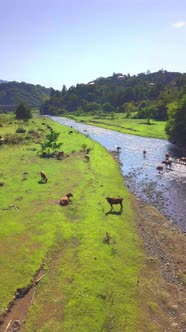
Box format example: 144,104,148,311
0,268,45,332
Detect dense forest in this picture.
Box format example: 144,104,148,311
40,70,186,145
0,80,50,109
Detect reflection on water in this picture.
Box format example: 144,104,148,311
50,116,186,232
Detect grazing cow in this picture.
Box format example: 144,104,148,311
40,171,48,182
0,136,4,144
59,193,73,206
162,160,172,168
179,157,186,164
156,165,163,173
84,154,90,161
56,151,64,159
106,197,123,210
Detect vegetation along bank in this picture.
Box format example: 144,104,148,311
0,114,186,331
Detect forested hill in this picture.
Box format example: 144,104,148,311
0,81,50,108
40,70,184,120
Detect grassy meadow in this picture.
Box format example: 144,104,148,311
0,114,168,331
68,113,167,140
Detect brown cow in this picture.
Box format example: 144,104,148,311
56,151,64,159
162,160,172,168
106,197,123,210
40,171,48,182
59,193,73,206
179,157,186,164
156,165,163,173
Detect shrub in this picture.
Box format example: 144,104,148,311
16,127,26,133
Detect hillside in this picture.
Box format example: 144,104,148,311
0,80,50,109
40,70,184,118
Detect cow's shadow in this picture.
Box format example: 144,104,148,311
105,208,123,216
38,180,47,184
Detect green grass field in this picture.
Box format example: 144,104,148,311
0,114,164,331
68,113,167,140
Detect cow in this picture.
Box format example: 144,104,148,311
0,136,4,144
179,157,186,164
59,193,73,206
106,197,123,210
84,154,90,161
116,146,121,153
40,171,48,182
165,152,172,160
162,160,172,168
156,165,163,173
56,151,64,159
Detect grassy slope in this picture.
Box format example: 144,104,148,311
0,115,160,331
68,113,167,140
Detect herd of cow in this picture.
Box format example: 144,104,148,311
156,152,186,174
40,171,123,211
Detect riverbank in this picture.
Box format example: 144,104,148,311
66,113,167,140
131,195,186,331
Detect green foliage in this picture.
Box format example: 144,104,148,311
15,103,32,120
102,102,114,113
40,70,184,121
0,81,50,108
166,95,186,145
38,130,63,157
16,127,26,133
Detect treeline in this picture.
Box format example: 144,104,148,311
0,81,50,109
40,70,186,145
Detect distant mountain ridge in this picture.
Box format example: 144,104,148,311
0,80,51,108
0,79,8,84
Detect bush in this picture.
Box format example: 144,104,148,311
16,127,26,133
15,103,32,120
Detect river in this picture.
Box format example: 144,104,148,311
50,116,186,232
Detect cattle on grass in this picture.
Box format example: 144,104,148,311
56,151,64,159
40,171,48,182
59,193,73,206
106,197,123,210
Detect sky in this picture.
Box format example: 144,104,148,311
1,0,186,90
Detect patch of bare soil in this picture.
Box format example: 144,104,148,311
131,195,186,331
0,267,46,332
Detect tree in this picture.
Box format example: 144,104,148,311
15,103,32,120
166,96,186,145
102,102,114,113
39,130,63,157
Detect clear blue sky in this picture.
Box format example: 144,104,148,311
1,0,186,90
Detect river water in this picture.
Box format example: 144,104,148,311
50,116,186,232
